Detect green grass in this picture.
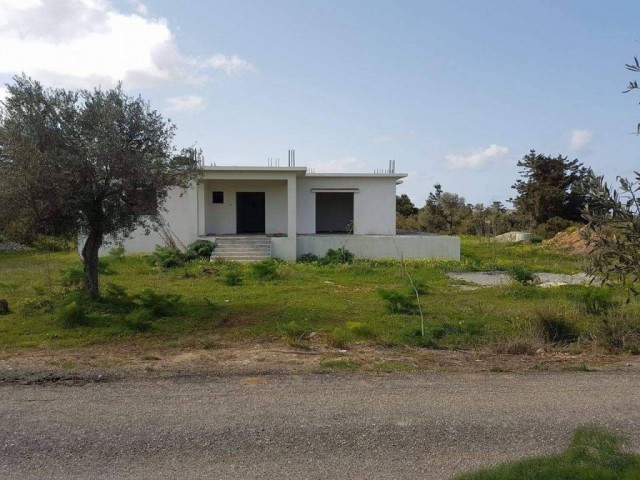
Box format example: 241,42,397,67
0,237,635,351
454,428,640,480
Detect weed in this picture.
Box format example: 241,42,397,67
378,289,418,314
489,366,505,372
327,327,353,349
135,289,181,317
107,246,126,261
21,296,56,316
251,259,279,280
186,240,216,259
279,320,311,339
33,236,71,252
346,321,377,340
149,246,187,269
320,248,354,265
572,287,619,316
56,292,90,328
564,363,595,372
531,363,549,371
508,265,537,285
224,269,243,286
297,253,319,263
125,308,154,332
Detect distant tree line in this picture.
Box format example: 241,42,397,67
397,150,590,239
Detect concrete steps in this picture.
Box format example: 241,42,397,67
210,236,271,261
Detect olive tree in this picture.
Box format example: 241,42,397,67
0,75,201,299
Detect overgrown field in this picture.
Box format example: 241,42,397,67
0,237,638,354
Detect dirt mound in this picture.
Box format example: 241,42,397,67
543,228,592,256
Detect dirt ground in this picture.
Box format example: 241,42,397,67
1,339,638,385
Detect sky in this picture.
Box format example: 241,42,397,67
0,0,639,207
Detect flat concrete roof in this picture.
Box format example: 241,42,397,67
202,166,406,180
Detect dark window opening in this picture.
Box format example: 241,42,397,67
315,192,354,233
212,191,224,204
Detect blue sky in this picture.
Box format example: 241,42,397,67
1,0,639,206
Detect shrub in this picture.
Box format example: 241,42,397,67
60,265,84,287
224,269,243,286
599,310,640,352
56,292,90,328
346,321,377,340
327,327,353,348
378,289,417,314
508,265,537,285
297,253,319,263
135,289,182,317
572,287,619,316
33,236,72,252
279,320,311,339
101,283,136,313
320,247,354,265
186,240,215,259
107,245,126,261
124,308,154,332
21,296,55,316
537,311,579,344
149,246,187,269
251,259,279,280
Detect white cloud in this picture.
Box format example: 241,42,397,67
445,144,509,170
308,156,366,173
0,0,256,88
164,95,205,113
569,129,593,150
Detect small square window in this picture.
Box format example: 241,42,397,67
212,191,224,204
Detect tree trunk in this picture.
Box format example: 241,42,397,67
81,229,103,300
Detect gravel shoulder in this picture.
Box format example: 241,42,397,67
1,371,639,479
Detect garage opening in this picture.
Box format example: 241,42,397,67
315,192,354,233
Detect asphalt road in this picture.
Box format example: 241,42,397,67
1,372,639,479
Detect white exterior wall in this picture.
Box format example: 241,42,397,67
289,234,460,260
202,179,288,235
97,184,198,254
297,176,397,235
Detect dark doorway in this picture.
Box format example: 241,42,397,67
316,192,354,233
236,192,266,234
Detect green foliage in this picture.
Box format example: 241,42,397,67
418,184,472,234
508,265,537,285
537,311,579,344
124,308,154,332
455,428,640,480
572,287,619,316
297,253,319,263
20,296,56,316
55,292,90,328
583,171,640,299
186,240,215,259
251,259,279,280
321,247,354,265
107,246,126,261
279,320,312,339
511,150,588,226
378,289,418,314
327,327,354,349
320,358,360,371
149,246,187,269
534,217,575,239
396,194,418,217
0,75,201,299
224,269,243,286
60,265,85,287
33,236,72,252
135,288,181,318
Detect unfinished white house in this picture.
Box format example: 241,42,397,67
113,159,460,261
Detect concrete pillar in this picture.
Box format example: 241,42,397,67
197,181,206,236
283,175,297,260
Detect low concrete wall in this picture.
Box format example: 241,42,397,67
286,234,460,261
